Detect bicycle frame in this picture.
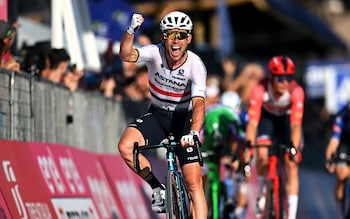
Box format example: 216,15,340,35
255,144,292,219
203,150,250,219
205,159,221,219
133,134,203,219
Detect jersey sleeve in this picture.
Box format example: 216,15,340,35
135,44,158,63
190,55,207,99
330,107,348,139
290,86,305,124
247,84,264,122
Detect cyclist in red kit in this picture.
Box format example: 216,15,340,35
245,56,304,219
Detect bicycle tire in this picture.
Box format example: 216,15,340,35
179,176,191,219
204,178,214,219
263,179,274,219
205,180,221,219
167,170,181,219
166,170,191,219
278,175,288,219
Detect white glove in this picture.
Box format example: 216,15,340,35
180,130,199,146
127,14,144,34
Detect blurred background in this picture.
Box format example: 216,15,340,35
2,0,350,218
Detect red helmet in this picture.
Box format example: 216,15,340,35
269,56,295,75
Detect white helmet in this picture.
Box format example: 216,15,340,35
220,91,241,113
160,11,193,32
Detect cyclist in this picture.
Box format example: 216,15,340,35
325,103,350,215
118,11,207,218
245,56,304,219
201,90,248,219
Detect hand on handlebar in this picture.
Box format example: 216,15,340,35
243,140,253,164
180,130,199,147
286,144,302,163
325,153,336,174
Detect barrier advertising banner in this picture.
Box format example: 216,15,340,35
70,148,122,219
28,142,121,219
0,188,12,218
0,139,169,219
99,154,154,219
0,139,57,219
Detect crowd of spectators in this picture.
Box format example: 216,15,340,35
0,19,264,108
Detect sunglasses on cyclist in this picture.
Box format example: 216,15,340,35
163,31,188,40
273,75,293,82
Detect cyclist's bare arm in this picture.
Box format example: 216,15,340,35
119,14,144,62
245,119,258,145
191,98,205,132
325,137,340,173
290,123,302,149
119,33,138,62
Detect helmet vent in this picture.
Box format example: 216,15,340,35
281,56,287,74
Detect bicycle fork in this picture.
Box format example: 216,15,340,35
268,156,286,219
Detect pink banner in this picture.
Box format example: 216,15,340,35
0,139,171,219
0,139,57,219
28,142,121,219
70,148,122,219
28,142,90,198
0,188,12,218
0,0,7,21
99,154,155,219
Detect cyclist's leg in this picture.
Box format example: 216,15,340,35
234,174,248,219
255,110,275,195
284,155,299,219
334,144,350,216
182,162,207,219
335,165,349,213
118,127,149,175
280,114,299,219
117,110,167,212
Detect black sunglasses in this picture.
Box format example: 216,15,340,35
273,75,293,82
163,31,188,40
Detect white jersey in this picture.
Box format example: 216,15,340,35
136,43,207,112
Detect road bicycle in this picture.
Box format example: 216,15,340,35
248,142,298,219
202,149,250,219
133,134,203,219
328,152,350,219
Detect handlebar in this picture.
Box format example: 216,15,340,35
133,134,203,172
328,152,350,164
245,141,300,163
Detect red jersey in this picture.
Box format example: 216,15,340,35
248,78,304,124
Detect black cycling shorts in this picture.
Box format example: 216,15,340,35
128,105,201,166
256,108,291,145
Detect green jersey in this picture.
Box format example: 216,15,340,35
201,104,245,158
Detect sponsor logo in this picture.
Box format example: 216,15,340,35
155,72,186,90
2,160,53,218
187,156,198,161
37,147,85,195
186,147,193,153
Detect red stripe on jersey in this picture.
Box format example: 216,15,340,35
149,81,191,98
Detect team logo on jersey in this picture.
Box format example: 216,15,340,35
173,69,186,81
178,69,185,76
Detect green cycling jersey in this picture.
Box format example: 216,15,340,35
201,104,245,161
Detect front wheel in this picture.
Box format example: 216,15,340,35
167,170,181,219
263,179,274,219
166,171,191,219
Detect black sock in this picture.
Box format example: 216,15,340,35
143,172,162,189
